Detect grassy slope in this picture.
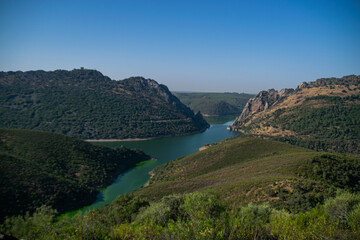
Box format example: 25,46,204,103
174,92,254,117
135,136,359,211
0,128,150,220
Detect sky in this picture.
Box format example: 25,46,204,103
0,0,359,93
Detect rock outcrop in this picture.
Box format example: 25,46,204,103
232,88,294,128
232,75,360,130
295,75,360,90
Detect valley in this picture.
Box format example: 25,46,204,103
1,74,360,239
174,92,254,124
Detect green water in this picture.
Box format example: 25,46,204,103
76,121,240,213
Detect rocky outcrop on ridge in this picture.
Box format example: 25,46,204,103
232,88,294,128
231,75,360,130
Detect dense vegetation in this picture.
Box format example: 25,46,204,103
0,69,209,139
0,128,150,220
174,92,254,118
272,94,360,155
2,136,359,239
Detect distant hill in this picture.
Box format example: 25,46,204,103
0,69,209,139
231,75,360,156
0,128,150,220
173,92,254,117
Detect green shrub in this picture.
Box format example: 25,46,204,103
270,207,336,239
0,206,57,240
347,204,360,233
183,192,222,221
324,191,360,224
229,203,273,239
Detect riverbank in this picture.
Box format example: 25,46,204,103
144,170,155,187
64,122,239,216
85,137,156,142
199,145,209,151
85,127,210,142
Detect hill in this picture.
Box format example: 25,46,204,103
0,128,150,220
2,136,359,239
0,69,209,139
138,137,359,209
174,92,254,123
231,75,360,155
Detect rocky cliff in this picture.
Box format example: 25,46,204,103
232,75,360,130
230,75,360,155
232,88,294,129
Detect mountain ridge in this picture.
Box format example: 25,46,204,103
0,69,209,139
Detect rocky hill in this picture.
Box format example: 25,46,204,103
0,69,209,139
231,75,360,155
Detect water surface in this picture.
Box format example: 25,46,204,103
83,121,240,211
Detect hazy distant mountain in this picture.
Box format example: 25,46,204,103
0,69,209,139
231,75,360,155
174,92,254,116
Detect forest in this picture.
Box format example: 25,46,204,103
0,69,209,139
0,128,149,220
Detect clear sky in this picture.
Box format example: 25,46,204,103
0,0,359,93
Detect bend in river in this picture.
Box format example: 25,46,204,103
78,121,241,212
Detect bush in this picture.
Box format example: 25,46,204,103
324,191,360,224
229,203,273,239
270,207,336,239
0,206,57,240
135,194,185,226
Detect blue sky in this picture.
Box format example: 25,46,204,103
0,0,359,93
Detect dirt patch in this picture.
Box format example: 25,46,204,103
144,170,155,187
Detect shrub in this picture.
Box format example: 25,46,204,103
270,207,336,239
324,191,360,224
0,206,57,240
229,203,273,239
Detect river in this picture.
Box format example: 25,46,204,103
80,121,240,212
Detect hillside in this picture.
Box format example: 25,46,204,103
231,75,360,155
0,128,150,220
174,92,254,123
138,137,357,209
0,69,209,139
3,136,359,239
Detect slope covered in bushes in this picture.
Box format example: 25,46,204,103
2,136,359,239
0,69,209,139
0,128,150,220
